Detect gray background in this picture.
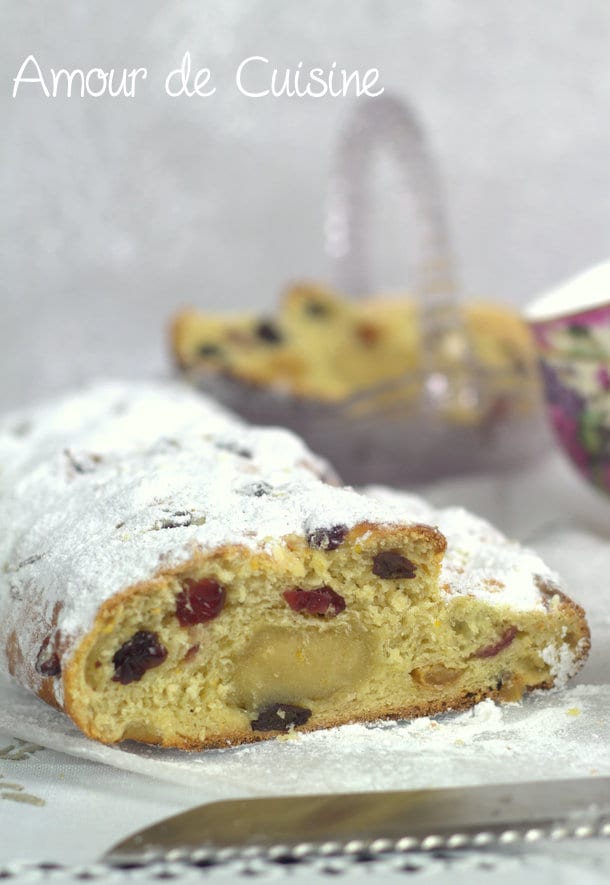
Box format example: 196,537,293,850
2,1,610,410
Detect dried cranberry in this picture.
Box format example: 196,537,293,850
176,579,226,627
283,586,346,617
35,637,61,677
372,551,417,579
251,703,312,732
255,321,283,344
474,626,518,659
112,631,167,685
307,525,348,551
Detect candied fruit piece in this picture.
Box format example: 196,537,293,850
307,525,348,551
35,636,61,677
240,481,273,497
176,578,226,627
355,321,381,345
497,673,526,702
112,631,167,685
251,703,312,732
372,551,417,579
411,664,464,687
283,586,346,617
474,626,518,659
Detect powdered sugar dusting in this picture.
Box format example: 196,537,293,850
542,639,588,688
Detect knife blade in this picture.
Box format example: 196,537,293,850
105,777,610,864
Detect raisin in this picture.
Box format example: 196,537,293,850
64,449,103,474
307,525,348,551
215,440,252,459
198,344,222,357
255,321,283,344
283,586,346,617
35,637,61,677
372,551,417,579
304,301,330,317
474,626,518,659
176,579,226,627
155,511,193,529
251,703,312,732
112,631,167,685
240,481,273,497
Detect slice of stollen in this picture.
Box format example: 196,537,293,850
0,381,588,749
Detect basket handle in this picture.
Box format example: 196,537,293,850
325,94,471,375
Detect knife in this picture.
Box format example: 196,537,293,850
106,777,610,865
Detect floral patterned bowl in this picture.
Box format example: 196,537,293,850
525,262,610,495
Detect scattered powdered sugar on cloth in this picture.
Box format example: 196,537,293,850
0,676,608,793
